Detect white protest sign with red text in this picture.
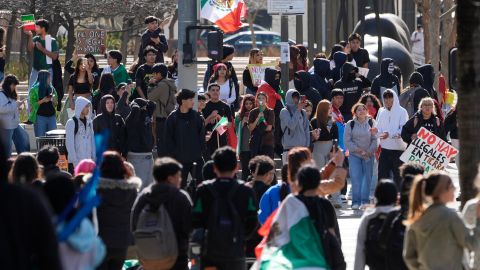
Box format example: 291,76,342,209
400,127,458,174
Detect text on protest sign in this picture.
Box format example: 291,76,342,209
400,127,458,174
247,63,278,87
75,29,106,54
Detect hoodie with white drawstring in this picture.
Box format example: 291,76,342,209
375,89,408,151
65,97,96,167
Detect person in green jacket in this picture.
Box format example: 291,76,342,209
404,172,480,270
235,94,255,180
101,50,129,86
29,70,58,137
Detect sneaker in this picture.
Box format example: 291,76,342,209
360,204,368,210
351,204,360,210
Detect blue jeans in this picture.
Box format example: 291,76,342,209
349,155,374,205
0,71,4,83
34,115,57,137
0,125,30,157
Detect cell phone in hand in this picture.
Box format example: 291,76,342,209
300,95,307,103
332,139,339,151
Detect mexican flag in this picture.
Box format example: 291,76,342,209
212,116,229,135
256,195,329,270
200,0,246,33
21,14,36,31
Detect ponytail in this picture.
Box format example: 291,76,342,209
405,176,426,225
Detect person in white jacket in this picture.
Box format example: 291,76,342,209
66,96,95,168
373,89,408,188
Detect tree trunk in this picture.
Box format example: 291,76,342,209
63,15,76,88
168,8,178,41
440,0,456,89
429,0,441,101
421,0,431,64
120,17,133,65
457,1,480,208
248,9,259,49
374,0,382,68
5,12,17,63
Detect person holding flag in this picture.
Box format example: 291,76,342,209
248,92,275,159
203,83,233,158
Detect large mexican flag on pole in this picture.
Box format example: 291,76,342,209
256,195,329,270
200,0,246,33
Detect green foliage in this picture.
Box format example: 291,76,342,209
107,32,121,50
5,61,29,81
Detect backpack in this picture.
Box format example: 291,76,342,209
399,87,415,117
365,212,389,269
203,181,244,262
133,199,178,270
413,115,441,129
379,210,408,269
157,80,177,116
349,118,373,129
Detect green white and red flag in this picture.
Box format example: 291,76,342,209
200,0,247,33
212,116,229,135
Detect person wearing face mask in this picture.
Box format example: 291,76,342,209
331,51,348,83
334,62,365,122
372,89,408,188
294,71,322,116
416,64,438,101
310,58,333,100
65,97,96,168
93,95,126,156
370,58,401,100
280,89,311,164
248,92,275,159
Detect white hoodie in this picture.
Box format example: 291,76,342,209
65,97,95,166
375,89,408,151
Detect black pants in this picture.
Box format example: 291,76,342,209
201,258,246,270
240,151,251,181
378,148,404,188
155,118,167,157
181,158,205,189
341,158,349,195
97,247,127,270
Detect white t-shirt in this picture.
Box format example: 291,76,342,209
411,31,424,55
218,80,236,105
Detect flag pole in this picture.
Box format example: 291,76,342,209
217,130,220,149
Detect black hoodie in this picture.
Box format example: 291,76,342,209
416,64,438,100
371,58,400,99
311,58,333,100
294,70,322,115
125,98,156,153
401,112,446,145
334,62,364,121
131,183,192,269
93,95,127,155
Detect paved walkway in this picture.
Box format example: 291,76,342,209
337,163,460,269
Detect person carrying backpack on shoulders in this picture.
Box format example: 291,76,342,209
354,180,397,270
147,63,177,157
131,157,192,270
399,72,430,118
65,96,95,169
192,146,258,270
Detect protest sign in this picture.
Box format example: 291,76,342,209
247,63,278,86
400,127,458,174
75,29,106,54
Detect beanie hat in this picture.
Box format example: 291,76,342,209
74,159,96,176
152,63,168,78
222,45,235,59
409,71,424,86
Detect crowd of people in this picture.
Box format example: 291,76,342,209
0,15,476,270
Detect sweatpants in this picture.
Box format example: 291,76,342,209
378,148,404,188
128,152,153,189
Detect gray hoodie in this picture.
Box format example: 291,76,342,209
279,89,310,150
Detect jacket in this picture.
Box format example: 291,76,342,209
28,83,58,123
93,95,127,155
280,89,311,150
310,58,332,100
147,77,177,119
331,52,347,83
371,58,401,99
131,183,192,269
115,91,131,120
0,90,19,129
344,118,378,158
334,62,364,121
165,108,205,163
125,98,156,153
257,68,283,110
96,176,141,248
137,28,168,64
404,203,480,270
58,219,106,270
102,64,129,86
65,97,96,166
375,90,408,151
243,67,258,94
354,205,396,270
401,112,446,145
294,70,322,115
399,86,431,118
416,64,438,100
258,162,343,224
444,109,458,140
462,198,480,270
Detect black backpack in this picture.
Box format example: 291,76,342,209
349,118,373,129
365,212,389,269
202,181,245,262
379,210,408,270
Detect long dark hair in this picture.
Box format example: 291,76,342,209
100,151,132,179
0,28,4,48
10,153,39,184
209,63,230,84
85,53,99,70
98,73,115,94
35,70,52,99
296,45,308,68
73,58,89,83
239,94,255,119
1,74,19,100
315,99,331,130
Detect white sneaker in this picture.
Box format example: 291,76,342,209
360,204,368,210
351,204,360,210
